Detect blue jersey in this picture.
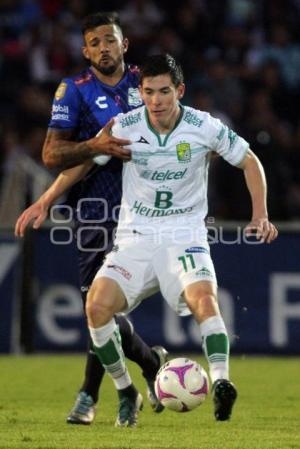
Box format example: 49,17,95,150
48,65,142,225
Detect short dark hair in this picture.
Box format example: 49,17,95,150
81,12,122,35
139,54,184,87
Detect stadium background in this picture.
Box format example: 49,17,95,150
0,0,299,355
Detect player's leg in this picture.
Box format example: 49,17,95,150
184,280,237,421
115,314,167,412
155,242,237,421
86,276,142,427
66,229,106,425
68,226,164,424
67,301,165,424
67,304,164,425
66,283,104,424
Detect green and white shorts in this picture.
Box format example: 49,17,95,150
95,236,217,316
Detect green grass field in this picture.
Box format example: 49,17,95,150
0,355,299,449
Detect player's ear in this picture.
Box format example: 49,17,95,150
82,46,90,60
178,83,185,100
122,37,129,54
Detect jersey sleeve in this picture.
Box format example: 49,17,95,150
111,113,126,138
48,79,81,129
207,114,249,166
92,113,126,166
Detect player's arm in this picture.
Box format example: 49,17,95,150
15,162,93,238
42,119,131,170
237,148,278,243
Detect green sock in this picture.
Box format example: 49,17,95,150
205,333,229,362
203,333,229,383
93,326,132,389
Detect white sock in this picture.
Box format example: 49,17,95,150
89,319,132,390
199,315,230,384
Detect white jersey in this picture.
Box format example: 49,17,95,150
111,105,249,240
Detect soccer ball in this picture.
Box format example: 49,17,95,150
154,357,209,412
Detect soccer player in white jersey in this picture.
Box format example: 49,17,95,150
46,54,279,427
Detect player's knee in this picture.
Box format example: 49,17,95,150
187,293,218,322
86,300,114,325
86,286,114,325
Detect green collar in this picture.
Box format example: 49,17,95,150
145,105,184,147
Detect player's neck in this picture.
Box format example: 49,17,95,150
148,105,182,135
91,64,125,87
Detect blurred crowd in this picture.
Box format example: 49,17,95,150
1,0,300,225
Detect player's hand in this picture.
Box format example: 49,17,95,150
15,200,48,238
245,218,278,243
89,119,132,161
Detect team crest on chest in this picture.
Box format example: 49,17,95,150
176,142,191,163
128,88,142,107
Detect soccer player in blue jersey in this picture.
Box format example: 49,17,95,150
15,12,167,425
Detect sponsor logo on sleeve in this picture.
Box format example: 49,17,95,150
51,104,69,121
216,126,226,141
54,82,67,100
120,111,142,128
228,129,237,149
183,111,203,127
